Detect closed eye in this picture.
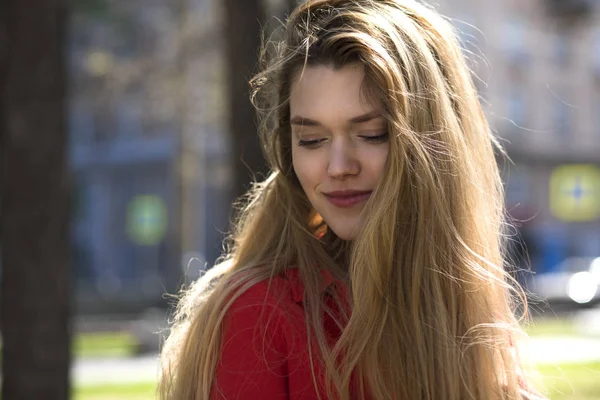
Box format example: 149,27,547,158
361,133,389,143
297,138,326,148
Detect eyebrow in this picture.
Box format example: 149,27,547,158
290,111,383,127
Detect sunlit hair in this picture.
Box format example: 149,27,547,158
160,1,539,399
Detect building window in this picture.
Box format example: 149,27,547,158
553,93,572,138
593,28,600,76
454,16,481,53
115,88,143,137
92,85,116,141
141,79,176,137
552,31,571,68
502,19,529,65
474,78,488,102
504,166,532,208
506,85,527,130
594,85,600,138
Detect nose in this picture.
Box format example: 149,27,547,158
327,137,360,179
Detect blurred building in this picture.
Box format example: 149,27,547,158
68,0,230,314
438,0,600,275
67,0,600,315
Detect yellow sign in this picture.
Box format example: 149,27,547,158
549,165,600,222
86,51,113,77
127,195,168,246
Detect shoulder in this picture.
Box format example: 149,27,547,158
226,270,302,310
220,270,305,338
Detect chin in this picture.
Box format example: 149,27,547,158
327,222,359,241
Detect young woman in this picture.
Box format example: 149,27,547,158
160,0,544,398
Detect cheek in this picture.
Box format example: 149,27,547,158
292,149,317,192
365,145,389,180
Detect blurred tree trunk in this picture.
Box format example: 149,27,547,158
0,0,71,399
224,0,267,203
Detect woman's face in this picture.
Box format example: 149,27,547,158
290,64,390,240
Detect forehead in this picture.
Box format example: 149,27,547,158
289,64,380,119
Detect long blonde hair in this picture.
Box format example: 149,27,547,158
160,1,537,398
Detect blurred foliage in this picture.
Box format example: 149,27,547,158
71,0,110,17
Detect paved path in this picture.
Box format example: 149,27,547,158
73,336,600,386
73,354,159,386
519,336,600,365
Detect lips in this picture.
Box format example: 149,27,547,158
323,190,372,208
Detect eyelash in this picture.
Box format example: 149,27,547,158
297,139,325,148
297,133,389,148
363,132,389,143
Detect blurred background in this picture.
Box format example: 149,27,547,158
2,0,600,399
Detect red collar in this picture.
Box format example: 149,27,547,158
284,268,343,303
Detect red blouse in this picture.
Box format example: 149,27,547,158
210,268,347,400
208,268,544,400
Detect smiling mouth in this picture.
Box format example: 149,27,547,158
323,190,372,208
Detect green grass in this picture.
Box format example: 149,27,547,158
537,362,600,400
72,363,600,400
73,318,574,359
525,318,579,337
73,333,153,399
74,382,156,400
71,363,600,400
74,332,138,358
526,319,600,398
74,323,600,399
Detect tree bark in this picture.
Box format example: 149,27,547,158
224,0,267,203
0,0,71,399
